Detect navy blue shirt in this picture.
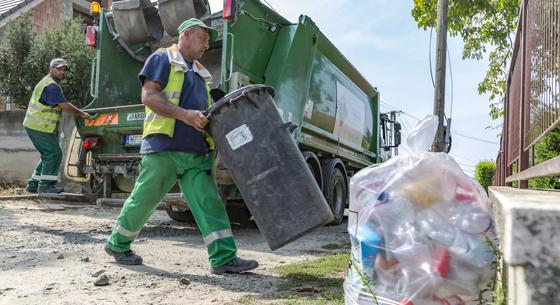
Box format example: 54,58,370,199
39,84,66,106
139,52,210,154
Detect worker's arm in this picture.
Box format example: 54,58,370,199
141,79,208,132
58,102,91,119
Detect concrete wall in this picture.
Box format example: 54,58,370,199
0,111,39,185
0,110,82,191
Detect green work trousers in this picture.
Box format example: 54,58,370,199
25,127,62,191
106,151,237,267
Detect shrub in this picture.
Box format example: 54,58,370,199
0,15,95,107
26,18,95,108
0,13,36,105
475,160,496,191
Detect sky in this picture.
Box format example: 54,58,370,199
208,0,501,177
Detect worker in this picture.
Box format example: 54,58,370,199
104,18,258,275
23,58,92,194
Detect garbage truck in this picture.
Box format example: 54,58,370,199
64,0,401,225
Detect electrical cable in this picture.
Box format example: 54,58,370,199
429,27,435,88
447,47,454,121
452,131,499,144
380,100,400,111
262,0,279,14
456,161,477,168
449,153,480,164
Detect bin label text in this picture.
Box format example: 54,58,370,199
226,124,253,151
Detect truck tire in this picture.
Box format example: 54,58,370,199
164,204,196,223
322,159,347,225
164,202,256,228
303,151,323,190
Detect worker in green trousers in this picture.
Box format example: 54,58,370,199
23,58,91,193
105,19,258,275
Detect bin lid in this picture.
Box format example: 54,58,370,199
207,84,274,117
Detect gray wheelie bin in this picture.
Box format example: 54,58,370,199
207,85,334,250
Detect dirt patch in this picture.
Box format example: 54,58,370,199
0,199,349,305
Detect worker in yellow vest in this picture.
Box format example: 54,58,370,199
23,58,91,194
105,19,258,275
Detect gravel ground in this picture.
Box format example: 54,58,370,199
0,199,349,305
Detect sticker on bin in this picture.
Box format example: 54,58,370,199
124,134,143,146
226,124,253,151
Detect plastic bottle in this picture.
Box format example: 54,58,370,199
416,208,460,249
356,225,383,281
371,193,416,230
450,203,492,234
454,234,494,269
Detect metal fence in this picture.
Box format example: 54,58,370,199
494,0,560,188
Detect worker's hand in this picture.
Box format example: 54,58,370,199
181,109,208,132
81,113,93,120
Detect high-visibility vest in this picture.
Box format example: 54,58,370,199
23,75,62,133
142,44,215,150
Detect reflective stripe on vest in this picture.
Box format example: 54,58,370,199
142,45,215,150
23,75,62,133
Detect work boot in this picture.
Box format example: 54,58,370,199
105,246,143,265
38,186,64,194
211,257,258,275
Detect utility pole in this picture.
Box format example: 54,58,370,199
432,0,448,152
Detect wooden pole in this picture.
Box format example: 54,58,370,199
432,0,449,152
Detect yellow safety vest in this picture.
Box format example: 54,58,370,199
22,75,62,133
142,45,215,150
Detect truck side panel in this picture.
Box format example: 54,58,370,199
89,11,145,110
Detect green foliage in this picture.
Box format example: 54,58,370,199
411,0,521,119
475,160,496,191
26,18,95,108
274,253,348,304
529,127,560,189
0,16,94,107
0,13,37,104
476,237,506,305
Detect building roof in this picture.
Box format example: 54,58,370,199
0,0,36,24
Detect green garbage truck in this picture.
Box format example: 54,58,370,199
64,0,401,225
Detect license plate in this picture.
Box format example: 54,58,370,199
124,134,143,146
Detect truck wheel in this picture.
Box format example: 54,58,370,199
164,204,196,223
303,151,323,191
322,160,347,225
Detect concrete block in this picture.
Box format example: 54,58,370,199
489,186,560,305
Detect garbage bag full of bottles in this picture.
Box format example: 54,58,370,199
344,116,495,305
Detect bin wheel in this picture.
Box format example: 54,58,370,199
322,160,347,225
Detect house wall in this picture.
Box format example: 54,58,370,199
30,0,64,33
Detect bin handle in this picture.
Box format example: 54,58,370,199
224,32,235,83
90,56,98,99
280,121,297,133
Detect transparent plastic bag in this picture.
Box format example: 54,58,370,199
344,116,495,305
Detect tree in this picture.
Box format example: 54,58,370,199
411,0,521,119
0,13,37,105
26,18,95,108
0,16,95,108
475,160,496,191
529,127,560,190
